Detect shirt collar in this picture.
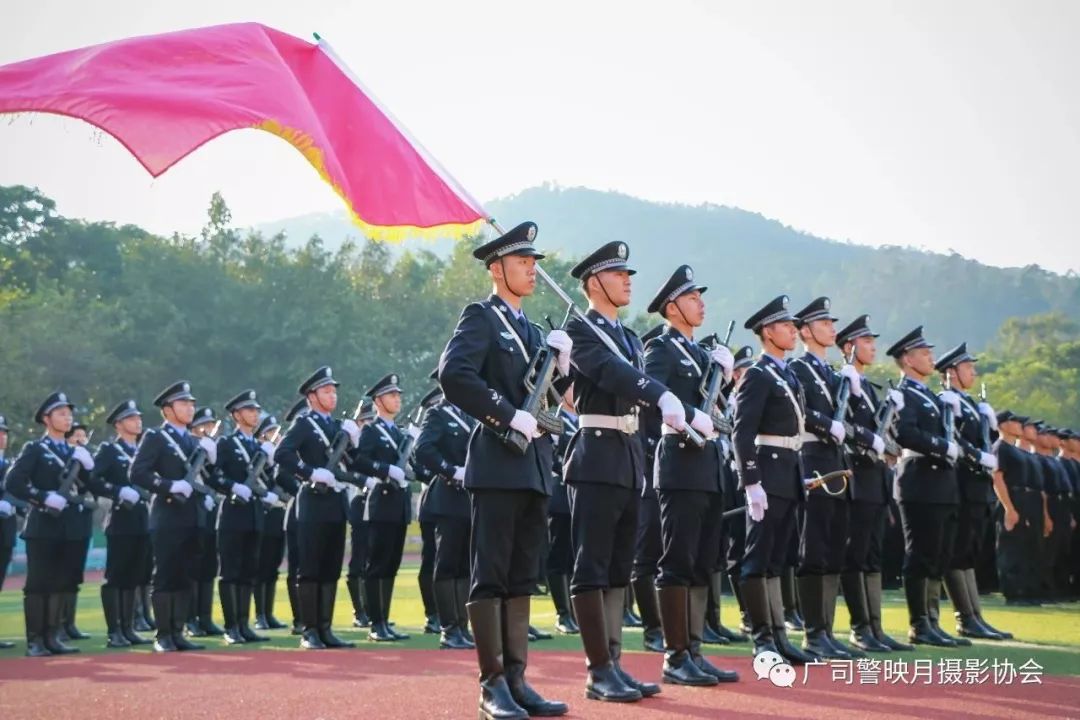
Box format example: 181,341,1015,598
165,421,188,436
763,353,788,372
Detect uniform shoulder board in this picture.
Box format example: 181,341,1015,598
643,335,666,350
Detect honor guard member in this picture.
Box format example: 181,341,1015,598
992,412,1037,610
1020,418,1050,603
564,241,689,704
352,373,413,643
86,400,152,648
60,421,94,643
346,398,375,630
732,296,813,664
935,344,1008,638
128,382,215,652
275,366,360,650
546,389,579,637
0,413,18,650
206,390,279,645
6,392,94,656
1036,425,1071,600
643,265,739,687
253,413,288,630
834,316,911,653
722,347,756,638
414,380,477,649
414,381,445,637
278,397,309,634
186,407,224,638
887,328,975,647
438,221,570,720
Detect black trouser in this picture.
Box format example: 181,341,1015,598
898,502,958,580
996,489,1042,600
218,530,260,584
286,520,300,586
365,521,407,580
0,544,12,590
951,502,991,570
347,516,368,580
23,538,85,594
657,489,723,587
434,516,470,581
296,521,346,583
151,527,201,592
546,513,573,576
724,502,747,579
742,494,798,579
73,536,91,590
568,483,638,594
194,528,219,582
469,489,547,600
798,494,848,576
105,534,150,589
257,532,285,583
845,502,887,573
631,494,662,581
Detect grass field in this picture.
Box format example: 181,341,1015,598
2,565,1078,676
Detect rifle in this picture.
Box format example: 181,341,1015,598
47,432,98,517
978,383,992,452
940,375,957,465
866,380,901,461
397,403,427,481
697,321,736,437
503,305,574,456
176,421,221,503
833,345,858,440
234,426,280,503
311,401,365,494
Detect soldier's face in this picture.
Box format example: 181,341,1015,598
493,255,537,296
670,291,705,327
589,270,632,307
310,385,338,414
117,415,143,436
801,318,836,348
905,347,935,377
852,336,877,365
234,407,260,428
765,321,797,351
377,391,402,417
954,361,976,389
1023,425,1037,443
168,399,196,426
45,406,73,434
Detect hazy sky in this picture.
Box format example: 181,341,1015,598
2,0,1078,273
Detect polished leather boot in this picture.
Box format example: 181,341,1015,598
298,581,326,650
382,578,410,640
196,581,224,636
841,571,890,652
798,575,840,659
238,583,269,642
262,579,287,630
657,586,716,686
469,598,529,720
711,571,747,643
740,576,778,656
965,569,1011,639
365,578,395,642
906,576,952,647
503,596,568,716
318,581,354,648
781,567,804,631
631,574,664,652
172,591,205,650
220,581,246,645
605,587,660,696
926,578,965,646
768,577,815,664
688,586,738,682
63,591,90,640
866,572,911,651
550,573,579,634
120,588,151,645
101,586,131,648
24,594,52,657
455,578,475,644
44,593,79,654
435,579,471,649
287,580,302,635
824,574,863,658
347,576,369,628
151,592,177,653
571,590,641,702
946,569,999,639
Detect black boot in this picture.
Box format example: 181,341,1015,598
841,572,890,652
101,586,131,648
688,586,738,682
253,581,270,630
172,591,205,650
347,576,370,628
262,579,287,629
238,583,269,642
711,571,747,643
318,581,354,648
730,575,753,635
381,578,410,640
185,582,206,638
528,624,553,641
63,591,90,640
701,578,728,646
220,581,246,645
865,572,911,651
966,569,1011,639
287,579,302,635
605,587,661,697
622,585,642,627
135,585,155,632
503,595,569,716
571,590,641,702
657,586,716,686
824,574,864,658
298,581,326,649
905,576,950,646
550,573,579,635
926,578,965,646
44,593,79,654
798,575,839,659
456,578,475,644
197,581,224,636
151,592,178,653
782,567,804,631
419,568,440,635
24,594,51,657
946,569,999,639
469,598,529,720
436,579,471,649
120,589,151,645
631,574,664,652
768,577,815,664
365,578,394,642
740,576,778,656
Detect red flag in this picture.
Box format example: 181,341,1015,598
0,23,488,240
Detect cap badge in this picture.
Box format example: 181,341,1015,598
685,267,693,281
617,243,627,259
526,225,537,242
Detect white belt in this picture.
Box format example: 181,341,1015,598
579,413,639,435
755,434,802,451
799,431,825,445
901,449,925,460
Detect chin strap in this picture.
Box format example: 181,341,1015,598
498,258,526,299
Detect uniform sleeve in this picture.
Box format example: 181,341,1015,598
439,302,519,432
567,318,667,408
643,338,695,432
350,426,388,479
5,443,42,505
732,368,768,489
130,431,177,495
414,410,454,477
894,392,950,461
204,437,237,493
276,421,314,482
791,362,833,438
86,445,121,500
270,464,300,496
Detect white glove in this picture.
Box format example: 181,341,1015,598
169,480,193,498
364,477,379,492
979,451,998,471
658,391,687,432
203,494,216,512
977,402,998,431
887,389,905,411
0,500,14,517
199,436,217,465
871,434,886,456
839,364,863,398
341,419,361,447
44,492,68,512
938,390,961,414
546,329,573,377
509,410,539,440
946,442,960,462
71,445,95,471
260,441,276,465
710,345,735,381
829,420,847,444
744,483,768,522
387,465,406,483
394,476,409,490
690,408,714,437
407,424,421,441
310,468,335,486
261,491,280,506
452,466,466,482
232,483,253,501
118,486,141,505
